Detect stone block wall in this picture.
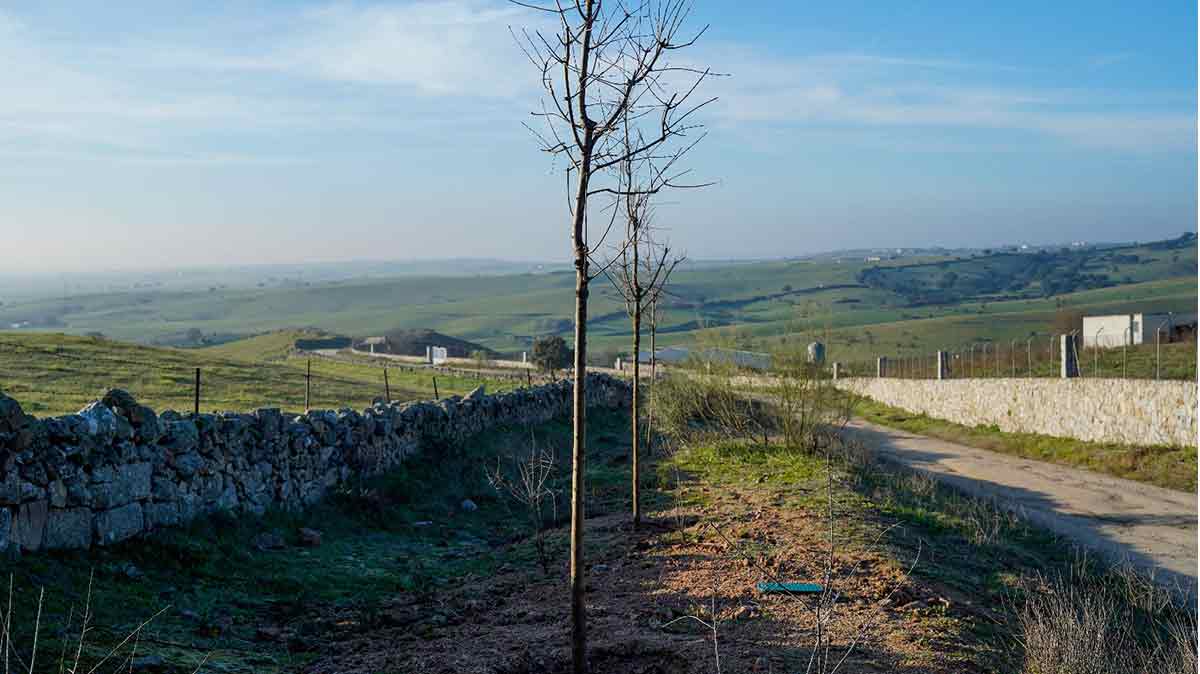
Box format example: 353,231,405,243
836,377,1197,447
0,375,630,552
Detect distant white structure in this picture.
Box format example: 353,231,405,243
1081,313,1197,348
429,346,449,365
807,342,826,364
361,336,387,354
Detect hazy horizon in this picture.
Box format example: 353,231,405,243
2,1,1196,273
4,231,1193,280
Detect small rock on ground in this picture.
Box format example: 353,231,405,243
298,527,323,547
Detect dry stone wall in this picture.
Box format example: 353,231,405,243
0,375,630,553
836,377,1197,447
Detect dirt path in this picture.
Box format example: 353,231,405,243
845,420,1198,596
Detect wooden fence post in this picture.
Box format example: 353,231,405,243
384,368,391,403
305,359,312,412
193,367,200,417
432,376,439,399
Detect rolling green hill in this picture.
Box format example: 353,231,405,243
857,235,1197,305
0,331,509,418
0,236,1192,364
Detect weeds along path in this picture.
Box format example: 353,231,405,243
845,420,1198,596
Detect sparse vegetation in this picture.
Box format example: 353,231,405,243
1015,574,1196,674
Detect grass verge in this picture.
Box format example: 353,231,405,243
658,433,1195,672
854,396,1197,492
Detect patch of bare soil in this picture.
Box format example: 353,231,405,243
299,483,990,674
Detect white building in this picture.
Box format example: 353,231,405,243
361,336,387,354
1081,313,1197,348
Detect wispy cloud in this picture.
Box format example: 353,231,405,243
275,2,533,96
0,2,542,162
0,2,1193,164
702,47,1195,152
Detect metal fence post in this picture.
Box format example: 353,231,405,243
1061,333,1080,378
1026,337,1033,377
1156,319,1169,380
1122,327,1128,379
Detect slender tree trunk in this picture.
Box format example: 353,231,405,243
569,4,595,661
570,254,589,674
631,300,641,526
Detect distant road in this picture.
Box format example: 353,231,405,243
846,420,1198,597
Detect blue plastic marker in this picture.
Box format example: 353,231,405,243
756,581,823,594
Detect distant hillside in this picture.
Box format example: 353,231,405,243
361,329,496,359
857,234,1197,306
201,328,348,362
0,234,1192,356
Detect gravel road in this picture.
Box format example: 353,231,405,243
846,419,1198,597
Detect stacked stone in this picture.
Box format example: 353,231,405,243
0,374,629,553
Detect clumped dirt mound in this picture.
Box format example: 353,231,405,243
301,498,987,674
361,329,496,358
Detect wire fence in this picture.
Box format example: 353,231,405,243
0,341,562,419
835,333,1196,382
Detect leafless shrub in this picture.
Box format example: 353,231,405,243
957,494,1024,547
487,431,562,575
905,471,937,500
1108,561,1179,616
1016,576,1137,674
1144,611,1198,674
649,370,772,444
770,347,853,454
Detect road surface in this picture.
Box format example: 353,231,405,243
845,419,1198,596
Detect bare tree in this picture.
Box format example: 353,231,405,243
604,143,684,526
514,1,715,669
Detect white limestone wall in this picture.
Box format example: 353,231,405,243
836,377,1197,447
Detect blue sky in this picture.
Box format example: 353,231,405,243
1,1,1195,272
